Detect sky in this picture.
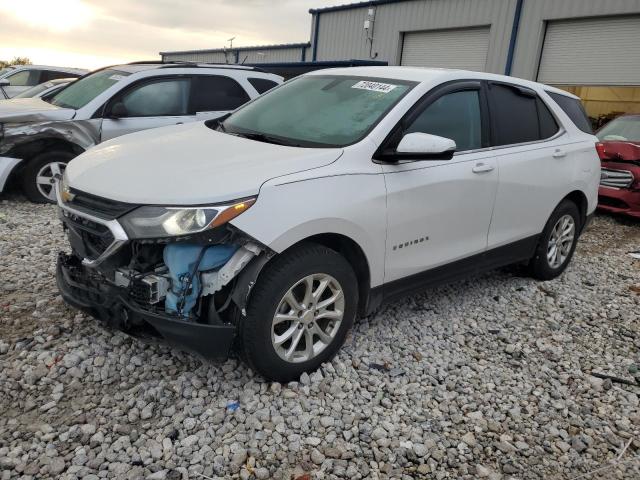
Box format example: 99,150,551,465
0,0,346,70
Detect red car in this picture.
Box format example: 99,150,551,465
596,114,640,218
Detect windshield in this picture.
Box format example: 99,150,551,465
48,68,130,109
14,82,53,98
0,67,13,77
222,75,415,147
598,116,640,142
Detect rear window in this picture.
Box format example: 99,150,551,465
489,83,559,146
248,77,279,94
547,92,593,134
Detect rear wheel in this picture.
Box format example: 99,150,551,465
528,200,581,280
22,150,75,203
240,243,358,382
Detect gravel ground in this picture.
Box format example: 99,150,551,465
1,195,639,480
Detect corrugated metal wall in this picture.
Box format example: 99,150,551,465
162,51,229,63
236,47,305,64
312,0,518,72
511,0,640,80
162,46,306,64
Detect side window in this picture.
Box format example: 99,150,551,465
547,92,593,134
248,77,279,94
190,75,251,112
405,90,482,151
488,83,558,146
41,70,75,82
7,70,39,87
119,78,190,117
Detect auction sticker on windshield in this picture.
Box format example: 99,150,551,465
352,81,397,93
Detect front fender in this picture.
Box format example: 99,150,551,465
231,173,387,287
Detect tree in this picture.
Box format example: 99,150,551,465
0,57,32,69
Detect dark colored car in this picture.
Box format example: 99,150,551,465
596,114,640,218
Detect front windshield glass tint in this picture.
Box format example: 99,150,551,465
49,69,130,110
598,116,640,142
0,68,13,77
223,75,414,147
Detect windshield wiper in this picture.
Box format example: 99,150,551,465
234,132,297,147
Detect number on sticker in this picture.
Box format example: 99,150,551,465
351,81,398,93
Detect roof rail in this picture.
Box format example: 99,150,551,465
126,60,264,72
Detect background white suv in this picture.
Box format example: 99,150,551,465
56,67,600,381
0,65,86,98
0,62,282,203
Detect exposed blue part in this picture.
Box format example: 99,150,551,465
505,0,525,76
312,12,320,61
164,243,238,317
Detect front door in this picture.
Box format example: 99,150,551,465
382,84,498,283
100,77,195,142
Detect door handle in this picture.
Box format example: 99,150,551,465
552,148,566,159
472,162,494,174
176,122,184,125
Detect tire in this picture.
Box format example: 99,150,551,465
21,150,76,203
528,199,581,281
240,243,358,382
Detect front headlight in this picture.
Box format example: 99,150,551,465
119,197,256,239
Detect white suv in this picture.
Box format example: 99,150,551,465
0,62,282,203
56,67,600,381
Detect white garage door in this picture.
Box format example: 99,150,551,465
401,27,490,71
538,16,640,86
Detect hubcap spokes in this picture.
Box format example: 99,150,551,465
36,161,66,201
271,273,344,363
547,214,575,269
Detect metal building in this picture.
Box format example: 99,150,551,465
160,0,640,122
161,42,311,65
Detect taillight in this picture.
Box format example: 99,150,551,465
595,142,608,161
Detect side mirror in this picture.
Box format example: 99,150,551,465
395,132,456,160
109,102,128,118
0,79,9,87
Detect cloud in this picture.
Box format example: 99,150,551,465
0,0,345,68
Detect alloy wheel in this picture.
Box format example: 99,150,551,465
35,161,66,202
271,273,345,363
547,214,575,269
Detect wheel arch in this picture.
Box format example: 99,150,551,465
5,137,85,185
291,233,372,316
562,190,588,232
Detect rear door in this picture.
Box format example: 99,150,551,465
485,82,578,248
100,76,192,141
382,81,499,282
189,74,251,121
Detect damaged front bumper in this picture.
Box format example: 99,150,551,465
57,252,238,359
55,182,268,360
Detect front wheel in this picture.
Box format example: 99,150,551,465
239,243,358,382
22,150,76,203
528,199,581,280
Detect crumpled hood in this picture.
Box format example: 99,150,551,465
0,98,75,123
66,121,343,205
